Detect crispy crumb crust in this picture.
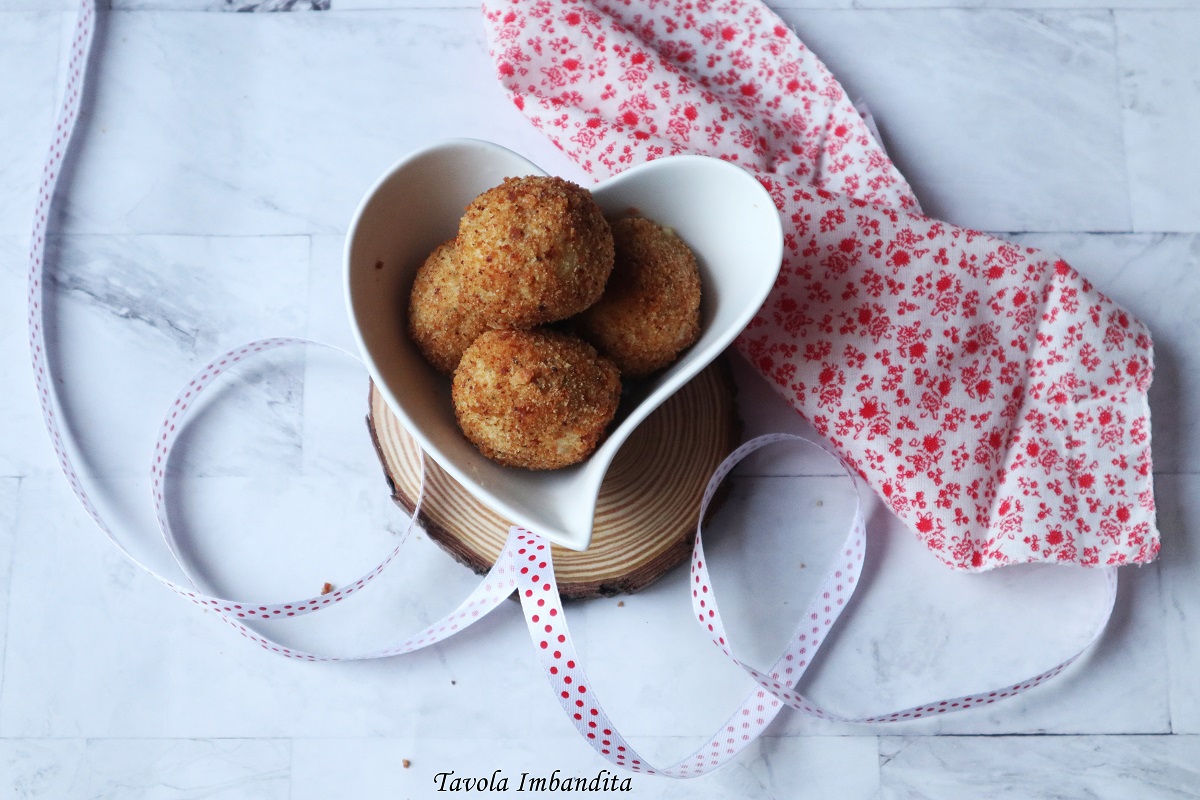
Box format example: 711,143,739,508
577,216,701,377
456,176,614,328
408,238,476,374
408,176,615,375
452,329,621,470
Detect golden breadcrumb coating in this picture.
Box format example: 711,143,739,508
452,329,621,470
407,238,481,374
577,216,702,377
456,176,614,328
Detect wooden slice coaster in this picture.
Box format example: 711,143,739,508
367,357,741,599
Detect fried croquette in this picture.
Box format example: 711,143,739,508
452,329,621,470
456,176,614,328
577,216,702,377
407,238,482,374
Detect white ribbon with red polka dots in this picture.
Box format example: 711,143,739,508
26,0,1117,777
146,341,530,661
26,0,521,663
514,433,1116,776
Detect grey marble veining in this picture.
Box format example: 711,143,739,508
781,9,1130,232
39,234,311,482
0,479,17,685
588,478,1169,738
1154,473,1200,735
879,735,1200,799
0,474,557,739
325,1,1200,9
1118,11,1200,233
50,9,583,238
0,237,56,479
222,0,329,9
0,1,76,11
291,735,882,799
0,11,66,237
1,739,291,799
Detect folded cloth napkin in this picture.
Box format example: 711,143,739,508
483,0,1158,571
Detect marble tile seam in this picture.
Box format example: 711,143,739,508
307,4,1200,10
877,731,1197,741
0,731,1190,743
32,225,1200,241
1106,7,1139,245
0,735,295,742
5,5,1199,16
988,230,1199,236
31,224,1200,238
41,232,315,240
0,478,16,734
39,227,1200,239
4,462,1192,478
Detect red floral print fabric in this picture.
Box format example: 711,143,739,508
482,0,1158,570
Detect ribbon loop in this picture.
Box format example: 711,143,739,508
516,435,1119,776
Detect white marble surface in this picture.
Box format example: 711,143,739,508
2,2,1199,798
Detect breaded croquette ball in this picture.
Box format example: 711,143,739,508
452,329,621,470
456,176,614,328
577,217,702,377
407,238,480,374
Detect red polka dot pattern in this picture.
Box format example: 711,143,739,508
514,435,1118,776
149,338,415,624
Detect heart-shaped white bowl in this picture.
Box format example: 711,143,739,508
345,139,782,551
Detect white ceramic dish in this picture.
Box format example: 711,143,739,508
345,139,783,551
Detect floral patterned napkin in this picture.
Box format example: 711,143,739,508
482,0,1158,570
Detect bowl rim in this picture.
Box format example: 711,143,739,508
343,138,784,551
